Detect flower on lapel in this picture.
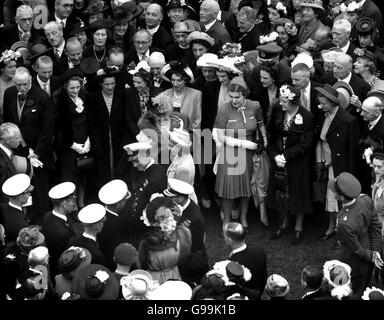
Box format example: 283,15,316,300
294,114,303,125
74,98,84,113
26,100,34,107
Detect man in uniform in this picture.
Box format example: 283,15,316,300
124,142,168,247
0,174,33,244
42,182,79,277
98,179,132,270
331,172,383,296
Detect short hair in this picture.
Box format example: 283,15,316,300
28,246,49,267
0,122,21,143
301,266,324,290
224,222,246,242
134,29,152,41
292,63,311,76
14,67,31,79
260,64,279,84
35,56,53,68
65,37,82,50
44,21,63,32
16,5,33,18
108,46,124,58
238,6,257,23
333,19,351,33
202,0,220,14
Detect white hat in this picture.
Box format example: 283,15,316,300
169,128,191,147
2,173,30,196
98,179,130,205
78,203,106,224
123,142,152,156
292,52,313,69
149,52,166,68
206,56,243,75
128,61,151,75
48,182,76,200
148,280,192,300
196,53,219,68
164,178,194,197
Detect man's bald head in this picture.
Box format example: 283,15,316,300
14,67,32,94
362,96,383,117
335,54,353,69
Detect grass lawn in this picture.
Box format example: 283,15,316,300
203,202,336,300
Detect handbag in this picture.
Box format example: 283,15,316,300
273,168,289,192
75,154,95,174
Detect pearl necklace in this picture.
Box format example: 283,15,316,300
173,89,185,99
93,46,106,63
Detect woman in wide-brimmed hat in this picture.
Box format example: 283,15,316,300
297,0,325,47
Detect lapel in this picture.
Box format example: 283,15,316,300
326,108,343,137
0,147,15,173
20,88,35,123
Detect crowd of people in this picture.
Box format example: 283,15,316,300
0,0,383,300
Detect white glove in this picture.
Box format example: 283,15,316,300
225,136,243,147
83,137,91,153
71,142,85,154
363,147,373,165
28,149,43,168
241,140,258,150
275,154,286,168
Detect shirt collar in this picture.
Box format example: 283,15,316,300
82,232,96,241
217,11,222,21
204,19,217,32
147,25,160,35
339,72,352,84
369,114,382,130
340,41,350,54
51,210,67,222
302,287,321,299
180,199,191,213
0,143,12,158
18,25,29,35
105,207,119,217
229,243,247,257
37,76,50,87
55,41,65,55
8,201,23,212
55,15,67,26
138,50,150,60
144,158,155,171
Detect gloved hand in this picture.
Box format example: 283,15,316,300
242,140,258,150
71,142,85,154
28,149,43,168
83,137,91,153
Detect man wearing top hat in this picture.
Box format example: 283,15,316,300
3,67,55,224
331,172,383,296
124,142,168,247
67,203,106,266
42,182,79,277
0,174,33,244
97,179,132,270
359,96,384,194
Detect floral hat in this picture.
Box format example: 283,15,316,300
260,31,279,45
83,0,109,15
161,60,195,83
267,0,288,16
205,56,243,75
280,84,300,101
299,0,325,11
95,65,121,81
206,260,252,287
265,274,290,297
362,286,384,300
219,42,242,58
58,246,92,275
0,49,22,66
71,264,119,300
274,18,298,37
323,260,352,300
339,0,361,13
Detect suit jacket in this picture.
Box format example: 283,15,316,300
345,42,358,62
239,24,266,52
201,20,232,54
3,85,55,169
230,244,268,293
219,11,240,43
180,200,205,253
67,235,106,266
42,212,76,275
336,194,382,278
48,13,81,39
32,75,61,98
150,25,173,49
97,211,131,271
201,80,221,130
318,107,360,177
52,58,71,76
125,86,163,142
0,203,28,244
163,87,202,130
0,146,15,203
0,24,40,47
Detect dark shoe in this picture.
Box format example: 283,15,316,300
270,227,288,240
290,231,303,245
319,231,336,241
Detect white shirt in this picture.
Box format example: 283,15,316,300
52,210,67,222
55,15,68,28
37,77,51,96
179,199,191,214
18,25,30,38
54,41,66,58
302,82,311,110
8,201,23,212
82,232,96,242
229,243,247,257
217,11,222,21
144,158,155,171
204,19,217,32
0,143,12,159
137,50,150,62
339,72,352,84
106,207,119,217
147,25,160,35
369,114,382,130
340,41,350,54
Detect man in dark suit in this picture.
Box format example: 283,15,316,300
164,21,194,65
0,5,39,48
32,56,60,99
0,123,20,203
331,172,383,296
97,179,132,271
224,222,267,295
44,21,67,63
106,47,132,90
125,29,164,67
49,0,80,39
124,142,168,247
199,0,232,53
237,6,266,52
144,4,173,49
67,203,106,266
332,19,357,61
42,182,78,277
3,67,55,224
53,37,83,76
0,174,32,244
359,96,384,194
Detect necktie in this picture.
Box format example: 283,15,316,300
17,94,26,120
42,82,50,96
368,122,374,131
301,90,309,110
60,20,65,29
141,55,149,63
21,31,31,42
54,48,60,59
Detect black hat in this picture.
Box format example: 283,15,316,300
58,247,92,274
80,57,100,76
83,0,109,15
60,68,84,86
95,65,121,81
315,84,340,104
121,1,144,20
165,0,196,14
356,17,375,35
66,21,88,40
112,7,134,24
88,19,115,33
27,43,54,64
257,43,282,61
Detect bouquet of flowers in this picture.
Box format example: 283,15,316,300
220,43,242,58
0,50,21,65
279,85,296,101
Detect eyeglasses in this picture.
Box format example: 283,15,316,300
58,3,74,9
134,40,150,46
